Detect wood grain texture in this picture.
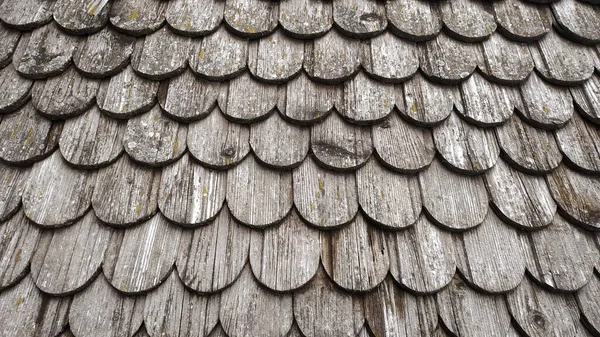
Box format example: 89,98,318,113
399,73,456,126
552,0,600,44
361,31,418,83
158,153,226,226
418,32,479,84
484,158,556,229
0,101,61,165
176,207,250,293
517,71,573,129
478,33,534,85
218,72,278,123
496,113,562,173
0,211,40,289
458,72,515,126
59,105,126,168
158,69,220,122
144,272,220,337
53,0,108,34
357,157,421,229
131,26,190,80
31,211,111,294
311,112,373,170
187,107,250,168
0,163,29,221
0,0,54,30
492,0,551,41
32,66,100,118
577,273,600,335
418,159,488,230
91,155,160,226
279,0,332,38
223,0,279,37
337,71,394,124
0,24,19,68
73,26,135,78
385,0,441,41
571,73,600,124
440,0,496,42
304,29,360,83
0,64,32,114
433,111,499,174
97,65,159,118
332,0,386,37
109,0,167,36
248,29,304,83
70,274,145,337
555,110,600,174
249,209,320,292
250,112,310,169
280,72,337,124
386,215,456,294
293,156,358,228
166,0,224,36
189,26,248,81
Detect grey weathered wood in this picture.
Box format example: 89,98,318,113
321,213,389,292
293,266,364,337
91,155,160,226
311,112,372,170
250,112,310,169
385,0,441,41
22,151,95,226
577,273,600,335
418,32,479,84
31,211,111,294
226,155,293,227
109,0,167,36
363,277,438,337
440,0,496,42
479,33,534,85
337,71,394,124
293,156,358,228
357,158,422,229
546,164,600,230
458,72,515,126
517,71,573,129
218,72,278,123
249,209,320,291
158,69,220,122
73,26,135,78
144,272,220,337
496,113,562,173
0,163,29,221
103,213,181,293
96,65,159,118
124,105,187,167
53,0,109,34
399,73,456,126
0,101,61,165
361,31,418,83
248,30,304,83
286,324,304,337
419,159,489,230
187,107,250,168
59,105,126,168
332,0,386,38
436,274,511,337
279,0,332,38
530,30,596,85
176,207,250,293
433,111,500,174
0,211,40,289
304,29,360,83
571,73,600,124
32,67,100,118
223,0,278,37
555,110,600,173
386,215,456,294
552,0,600,44
484,158,556,229
521,214,599,291
208,325,228,337
506,276,583,337
131,26,190,80
280,72,337,124
0,64,32,114
12,22,80,79
166,0,224,36
0,0,54,30
0,24,19,67
158,153,226,226
220,265,292,337
70,274,145,337
189,26,248,81
492,0,551,41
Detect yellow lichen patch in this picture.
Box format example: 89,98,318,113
130,11,138,20
543,106,551,113
185,22,192,30
411,103,418,113
247,27,256,34
7,174,13,184
136,203,142,214
381,191,385,199
199,50,205,59
318,178,325,193
120,282,128,292
15,296,23,308
226,158,232,165
310,203,315,211
202,187,209,200
172,138,179,154
14,249,22,264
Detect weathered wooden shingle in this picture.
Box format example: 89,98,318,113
552,0,600,45
555,110,600,174
361,31,418,83
332,0,386,38
492,0,551,41
399,73,456,126
53,0,109,34
0,26,19,68
577,273,600,335
0,211,40,290
458,72,515,126
0,0,54,30
385,0,441,41
158,69,220,122
439,0,496,42
571,73,600,124
517,71,573,129
280,72,337,124
0,64,32,114
419,32,480,84
131,26,190,80
248,30,304,83
337,71,394,123
189,26,248,81
279,0,332,38
219,72,278,123
0,163,29,222
73,26,135,78
109,0,167,36
223,0,279,38
304,29,360,83
165,0,224,36
478,33,534,85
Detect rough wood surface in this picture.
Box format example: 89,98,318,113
0,64,31,114
0,163,29,221
458,72,515,126
418,159,488,230
176,207,250,293
279,0,332,38
399,73,456,126
332,0,386,37
0,211,40,289
158,69,220,122
311,112,373,170
492,0,551,41
361,31,418,83
357,157,421,229
248,29,304,83
304,29,360,83
73,26,135,78
386,215,456,294
32,67,100,118
131,27,190,80
0,25,19,68
552,0,600,44
419,32,478,84
440,0,496,42
250,112,310,169
577,273,600,335
109,0,167,36
484,158,556,229
224,0,278,37
187,107,250,168
166,0,224,36
189,26,248,81
97,65,159,118
158,153,226,226
218,72,278,123
53,0,109,34
31,211,111,294
479,33,534,84
517,72,573,129
571,73,600,124
91,155,160,226
555,110,600,173
59,106,126,168
249,209,320,292
293,156,358,228
0,0,54,30
280,72,337,124
385,0,441,41
337,71,394,123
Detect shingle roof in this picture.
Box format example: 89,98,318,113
1,0,600,336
